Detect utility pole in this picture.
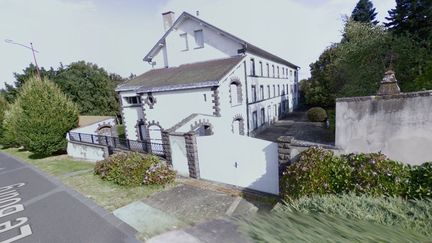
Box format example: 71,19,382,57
5,39,41,79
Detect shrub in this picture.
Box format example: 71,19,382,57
238,194,431,242
95,152,158,186
0,95,8,140
408,162,432,198
342,153,410,196
143,162,176,185
281,147,352,199
13,76,78,156
306,107,327,122
0,101,22,147
281,148,411,200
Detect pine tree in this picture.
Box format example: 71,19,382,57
385,0,432,43
351,0,379,25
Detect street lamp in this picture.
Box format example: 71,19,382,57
4,39,41,79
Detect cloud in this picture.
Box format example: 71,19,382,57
0,0,395,89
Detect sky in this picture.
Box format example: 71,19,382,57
0,0,396,89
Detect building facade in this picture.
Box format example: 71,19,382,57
116,11,299,143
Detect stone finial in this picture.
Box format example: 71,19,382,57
377,70,401,96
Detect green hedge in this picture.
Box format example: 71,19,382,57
238,194,431,242
281,147,430,200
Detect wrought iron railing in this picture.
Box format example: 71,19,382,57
68,132,166,158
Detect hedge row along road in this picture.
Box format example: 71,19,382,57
0,152,139,243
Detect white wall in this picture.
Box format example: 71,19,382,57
67,142,106,162
152,18,241,69
197,134,279,195
143,87,214,130
169,134,190,176
119,91,145,140
336,93,432,165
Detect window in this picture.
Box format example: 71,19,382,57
290,84,293,94
203,94,207,101
273,85,276,97
251,85,257,102
180,33,188,51
267,85,270,99
125,96,141,105
230,81,242,105
272,65,275,77
259,61,263,76
194,30,204,48
282,68,285,77
277,66,280,78
250,58,256,76
278,85,280,96
290,70,293,76
266,63,270,77
260,85,264,100
261,108,265,125
252,111,258,130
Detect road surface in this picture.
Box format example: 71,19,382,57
0,152,139,243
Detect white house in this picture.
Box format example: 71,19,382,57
116,11,300,143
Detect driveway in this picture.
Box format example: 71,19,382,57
255,111,335,145
0,152,139,243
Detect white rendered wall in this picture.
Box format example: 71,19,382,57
170,135,190,176
143,87,214,130
119,91,145,140
196,134,279,195
67,142,105,162
151,18,241,69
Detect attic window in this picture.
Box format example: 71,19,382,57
180,33,189,51
194,30,204,48
125,96,141,105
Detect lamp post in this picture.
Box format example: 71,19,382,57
4,39,41,79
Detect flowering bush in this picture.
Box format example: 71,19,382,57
143,162,176,185
281,147,411,200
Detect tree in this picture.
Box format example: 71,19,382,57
351,0,379,25
0,100,22,147
385,0,432,44
14,76,78,156
0,95,8,140
53,61,120,116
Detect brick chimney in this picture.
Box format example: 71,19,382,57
162,11,175,31
377,70,401,96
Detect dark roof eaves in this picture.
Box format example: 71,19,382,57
136,80,219,93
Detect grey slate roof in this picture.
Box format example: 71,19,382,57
143,12,299,69
116,56,244,92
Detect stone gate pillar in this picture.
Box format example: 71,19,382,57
277,136,293,165
184,132,200,179
161,131,172,166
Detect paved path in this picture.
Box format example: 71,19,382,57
0,152,139,243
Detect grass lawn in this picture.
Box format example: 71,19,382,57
0,146,94,176
0,146,170,212
62,172,171,211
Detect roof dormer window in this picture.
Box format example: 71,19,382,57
194,29,204,48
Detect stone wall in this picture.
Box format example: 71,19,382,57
336,90,432,165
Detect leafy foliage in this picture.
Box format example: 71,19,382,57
0,101,21,147
0,95,8,140
1,62,123,116
54,61,121,115
94,152,160,186
281,147,412,199
306,107,327,122
13,76,78,156
238,197,430,242
408,162,432,198
351,0,378,25
143,162,176,185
